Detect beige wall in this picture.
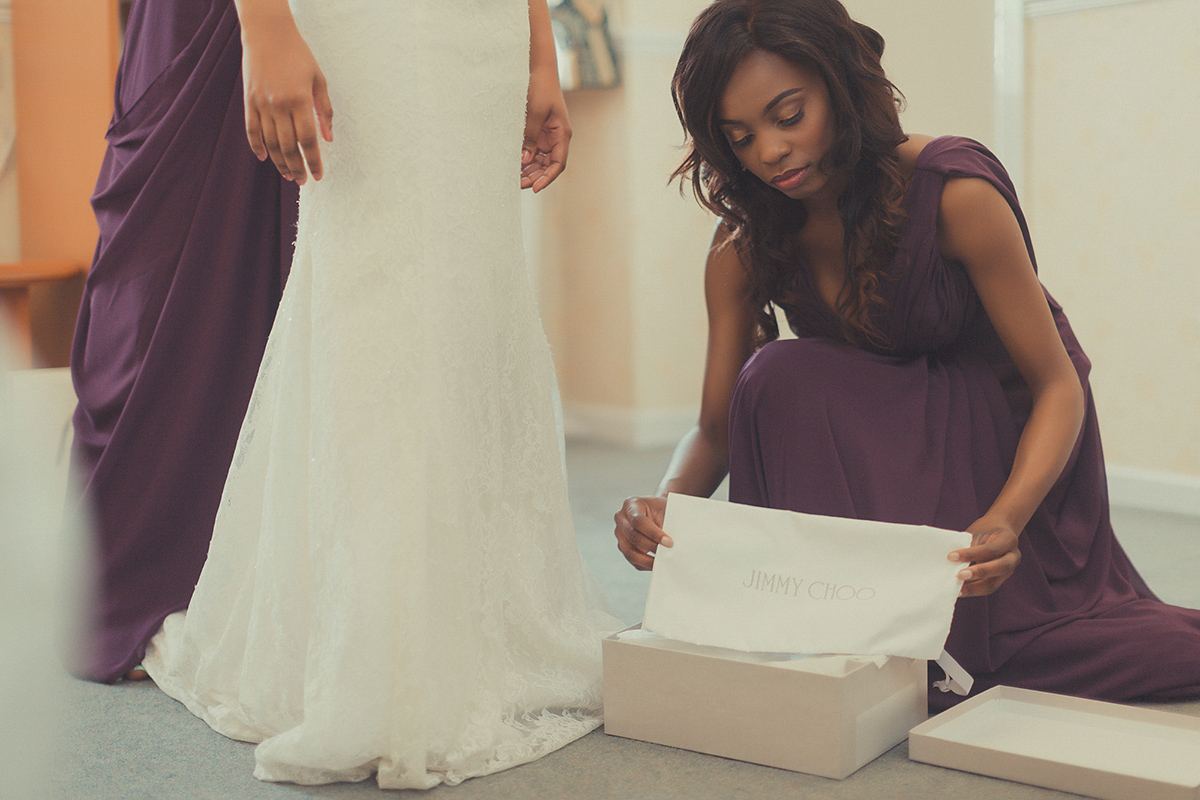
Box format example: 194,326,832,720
1026,0,1200,478
540,0,997,445
844,0,995,144
541,0,714,445
545,0,1200,487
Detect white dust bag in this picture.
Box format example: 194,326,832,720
643,494,971,662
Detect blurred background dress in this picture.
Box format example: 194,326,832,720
69,0,298,682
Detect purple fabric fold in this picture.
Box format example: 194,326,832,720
71,0,299,682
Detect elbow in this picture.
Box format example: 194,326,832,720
1030,367,1086,438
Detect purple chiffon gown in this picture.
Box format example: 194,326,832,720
70,0,299,682
727,136,1200,711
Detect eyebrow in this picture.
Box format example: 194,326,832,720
717,88,806,127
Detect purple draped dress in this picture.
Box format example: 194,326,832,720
728,137,1200,711
70,0,299,682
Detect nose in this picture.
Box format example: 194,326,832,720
757,130,791,166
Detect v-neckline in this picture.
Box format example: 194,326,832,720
787,138,946,335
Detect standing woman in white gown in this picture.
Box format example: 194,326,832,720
143,0,621,789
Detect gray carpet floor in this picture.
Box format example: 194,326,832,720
48,441,1200,799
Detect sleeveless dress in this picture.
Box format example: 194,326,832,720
142,1,619,788
70,0,297,682
727,136,1200,712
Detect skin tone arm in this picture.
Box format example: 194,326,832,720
234,0,569,191
614,225,757,570
938,176,1086,597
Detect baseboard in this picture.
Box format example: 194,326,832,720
1106,464,1200,519
563,403,695,449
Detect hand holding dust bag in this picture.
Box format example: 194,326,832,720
643,494,970,661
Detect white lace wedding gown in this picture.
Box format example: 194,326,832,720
142,0,619,789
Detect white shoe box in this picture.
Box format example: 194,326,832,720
602,625,928,779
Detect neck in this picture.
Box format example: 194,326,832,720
800,169,849,220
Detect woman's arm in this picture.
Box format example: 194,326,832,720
522,0,570,191
937,176,1086,596
614,224,758,570
234,0,333,183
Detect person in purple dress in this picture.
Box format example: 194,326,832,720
613,0,1200,710
71,0,299,682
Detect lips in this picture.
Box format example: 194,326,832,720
770,166,809,190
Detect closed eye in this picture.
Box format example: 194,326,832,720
730,134,753,148
780,110,804,126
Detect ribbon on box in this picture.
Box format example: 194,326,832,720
643,494,974,694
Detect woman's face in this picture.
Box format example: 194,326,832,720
717,50,840,205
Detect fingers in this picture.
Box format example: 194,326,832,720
522,133,568,192
292,108,323,182
614,496,671,571
950,528,1022,597
519,150,543,189
532,158,563,193
538,134,569,190
313,72,334,144
626,496,670,546
613,505,659,571
520,124,541,185
519,148,565,192
246,92,330,184
958,547,1021,596
616,534,656,571
276,108,313,184
245,105,268,162
532,127,570,192
520,151,552,191
521,116,541,159
256,114,293,182
950,527,1018,564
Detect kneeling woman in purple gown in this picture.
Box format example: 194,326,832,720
613,0,1200,710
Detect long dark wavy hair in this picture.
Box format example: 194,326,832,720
672,0,907,346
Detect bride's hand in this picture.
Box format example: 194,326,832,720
238,4,334,184
521,66,570,192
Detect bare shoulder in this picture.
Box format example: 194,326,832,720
940,173,1009,225
937,175,1019,263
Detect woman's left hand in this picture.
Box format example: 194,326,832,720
949,517,1022,597
521,66,571,192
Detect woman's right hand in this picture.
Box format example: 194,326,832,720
238,3,333,183
614,495,673,571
